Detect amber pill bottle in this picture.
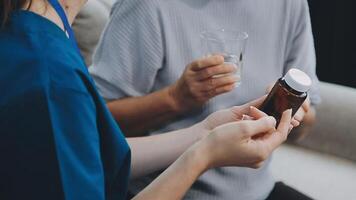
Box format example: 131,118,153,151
260,68,312,124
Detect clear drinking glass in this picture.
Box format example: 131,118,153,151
200,29,248,87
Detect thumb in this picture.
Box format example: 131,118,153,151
276,109,293,134
230,95,268,118
240,116,276,137
249,106,268,119
262,109,293,151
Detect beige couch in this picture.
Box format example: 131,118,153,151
73,1,356,199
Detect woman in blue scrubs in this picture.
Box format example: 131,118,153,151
0,0,292,199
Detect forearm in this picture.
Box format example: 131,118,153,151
127,124,208,179
130,101,291,199
132,142,208,200
123,112,180,137
107,86,181,137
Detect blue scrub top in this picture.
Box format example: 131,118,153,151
0,11,131,200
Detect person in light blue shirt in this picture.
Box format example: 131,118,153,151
90,1,319,199
0,0,293,200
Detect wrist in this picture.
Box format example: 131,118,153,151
166,84,185,113
184,140,211,175
189,122,211,141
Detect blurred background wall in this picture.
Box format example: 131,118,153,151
308,0,356,88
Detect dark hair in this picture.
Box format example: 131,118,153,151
0,0,31,27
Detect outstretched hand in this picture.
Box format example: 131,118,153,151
199,95,267,131
199,108,292,169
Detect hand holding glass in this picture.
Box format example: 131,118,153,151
200,29,248,87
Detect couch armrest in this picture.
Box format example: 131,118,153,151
291,82,356,162
73,0,114,66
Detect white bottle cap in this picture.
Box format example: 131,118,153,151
283,68,312,93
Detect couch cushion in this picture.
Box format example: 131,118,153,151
73,0,114,66
272,144,356,200
292,82,356,162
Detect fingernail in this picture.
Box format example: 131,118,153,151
289,125,294,133
267,116,277,125
242,114,248,120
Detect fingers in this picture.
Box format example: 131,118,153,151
293,108,304,122
213,84,236,96
240,116,276,137
195,63,237,80
181,56,238,104
190,55,224,71
288,124,294,133
249,106,268,119
230,95,267,115
291,119,300,127
277,109,292,134
302,97,311,113
259,109,292,151
201,75,237,91
251,161,265,169
241,114,254,120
